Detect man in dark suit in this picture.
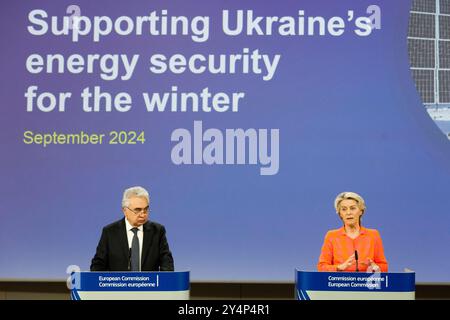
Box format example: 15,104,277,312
90,186,174,271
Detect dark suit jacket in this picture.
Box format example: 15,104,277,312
90,218,174,271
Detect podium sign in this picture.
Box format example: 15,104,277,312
296,270,415,300
70,271,190,300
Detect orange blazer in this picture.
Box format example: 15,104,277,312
317,227,388,272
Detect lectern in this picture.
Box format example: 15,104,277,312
296,269,415,300
70,271,190,300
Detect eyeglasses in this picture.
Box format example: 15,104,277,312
126,206,150,215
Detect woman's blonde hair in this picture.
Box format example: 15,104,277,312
334,191,366,213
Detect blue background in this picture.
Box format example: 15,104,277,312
0,0,449,282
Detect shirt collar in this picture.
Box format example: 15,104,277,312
125,217,144,232
339,226,367,235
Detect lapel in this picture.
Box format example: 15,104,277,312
118,218,130,263
141,221,154,266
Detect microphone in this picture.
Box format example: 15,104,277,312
354,250,359,272
128,248,132,271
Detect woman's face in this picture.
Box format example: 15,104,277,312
338,199,363,226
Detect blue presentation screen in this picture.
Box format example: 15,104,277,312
0,0,449,282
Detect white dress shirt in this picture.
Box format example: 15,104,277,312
125,218,144,271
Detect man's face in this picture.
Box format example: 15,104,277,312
123,196,149,227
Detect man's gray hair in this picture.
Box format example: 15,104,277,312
122,186,150,208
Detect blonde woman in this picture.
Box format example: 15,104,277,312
318,192,388,272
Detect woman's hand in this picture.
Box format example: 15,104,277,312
337,254,355,271
367,259,381,273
